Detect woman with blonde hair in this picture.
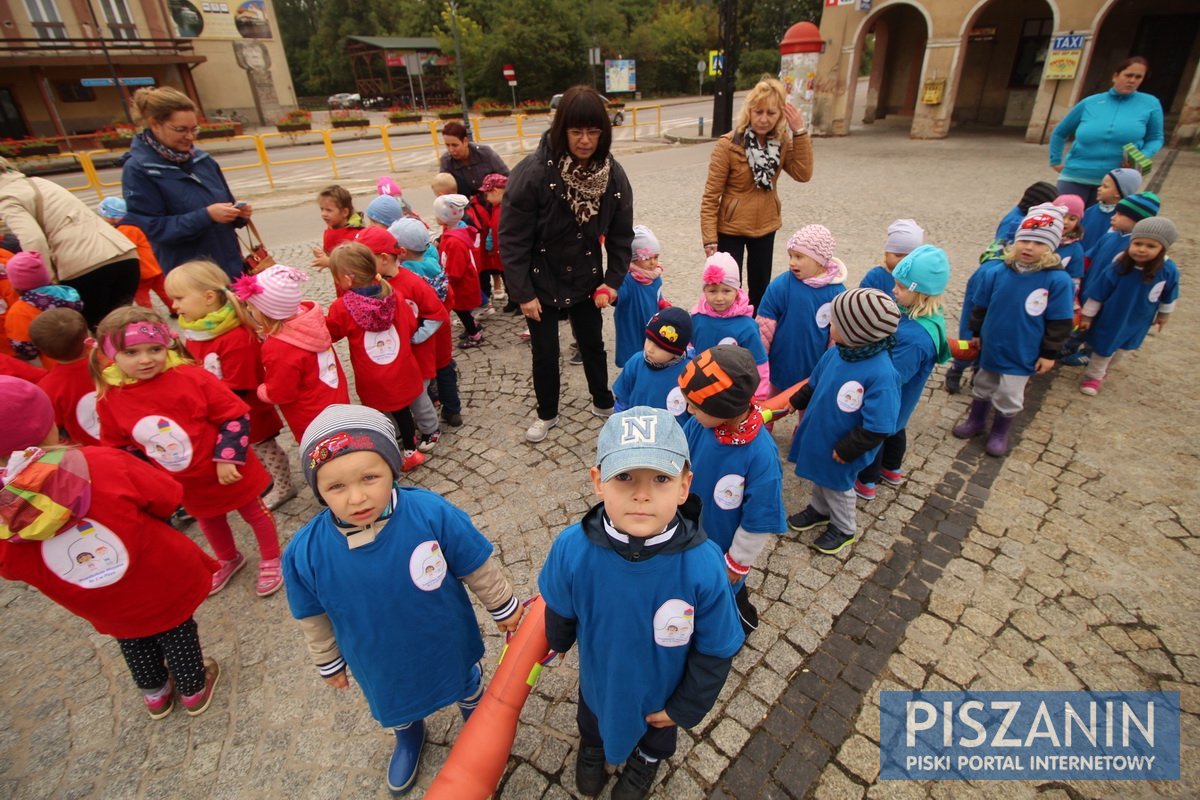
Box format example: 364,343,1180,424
120,86,252,280
700,76,814,310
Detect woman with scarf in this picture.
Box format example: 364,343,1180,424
700,76,814,312
500,85,634,444
120,87,251,280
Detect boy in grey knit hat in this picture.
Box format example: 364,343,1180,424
283,404,523,796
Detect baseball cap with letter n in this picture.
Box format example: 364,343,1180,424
595,407,690,481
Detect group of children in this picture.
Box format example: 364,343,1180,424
0,159,1184,800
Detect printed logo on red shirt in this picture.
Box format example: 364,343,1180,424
41,519,129,588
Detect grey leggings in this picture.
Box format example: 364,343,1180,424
972,369,1031,417
1084,350,1124,381
810,484,857,535
410,380,439,435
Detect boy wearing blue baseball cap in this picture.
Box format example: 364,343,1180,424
538,407,743,799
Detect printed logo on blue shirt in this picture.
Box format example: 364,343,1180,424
880,691,1180,781
652,599,695,647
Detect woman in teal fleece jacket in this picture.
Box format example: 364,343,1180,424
1049,57,1163,207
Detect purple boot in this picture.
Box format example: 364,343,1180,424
985,413,1015,457
953,399,990,439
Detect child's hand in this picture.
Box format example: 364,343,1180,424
832,449,846,464
970,337,981,351
1155,314,1169,332
594,286,616,309
1077,316,1093,332
645,710,676,728
324,672,349,689
311,247,330,270
216,462,243,485
496,602,526,634
1034,357,1056,375
726,568,743,584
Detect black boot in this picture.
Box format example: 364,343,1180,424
612,749,662,800
574,744,608,796
944,362,965,394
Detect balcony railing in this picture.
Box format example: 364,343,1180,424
0,36,195,56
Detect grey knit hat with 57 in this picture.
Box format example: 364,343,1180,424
1131,217,1178,251
830,288,901,347
300,405,403,503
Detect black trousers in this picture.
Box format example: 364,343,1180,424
858,429,908,484
454,309,481,336
717,232,776,313
61,258,140,328
577,690,677,761
389,408,417,450
526,301,612,421
116,617,206,695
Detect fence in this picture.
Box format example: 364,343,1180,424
11,107,663,199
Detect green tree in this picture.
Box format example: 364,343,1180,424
628,3,717,96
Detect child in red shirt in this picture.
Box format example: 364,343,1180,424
355,227,448,452
326,242,426,472
310,184,363,275
232,264,351,445
165,259,295,509
433,194,485,348
92,306,283,598
0,377,221,719
28,308,101,446
97,197,171,311
466,173,510,311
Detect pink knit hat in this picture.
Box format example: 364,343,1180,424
232,265,309,321
0,376,55,454
1053,194,1084,219
702,252,740,288
786,224,836,267
6,251,51,291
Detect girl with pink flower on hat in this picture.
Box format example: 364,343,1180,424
756,224,848,397
690,251,769,399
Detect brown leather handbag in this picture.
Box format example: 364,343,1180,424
238,220,275,275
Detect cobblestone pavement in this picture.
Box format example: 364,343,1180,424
1,130,1196,800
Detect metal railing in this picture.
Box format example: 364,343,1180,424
10,106,662,199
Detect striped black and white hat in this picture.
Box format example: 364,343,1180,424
830,288,901,348
300,405,403,502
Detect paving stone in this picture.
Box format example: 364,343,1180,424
835,734,880,783
813,765,865,800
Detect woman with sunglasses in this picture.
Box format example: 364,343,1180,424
120,86,252,280
500,85,634,443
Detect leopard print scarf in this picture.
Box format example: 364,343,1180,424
557,154,612,225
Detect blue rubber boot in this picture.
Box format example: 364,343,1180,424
457,662,483,721
387,720,425,796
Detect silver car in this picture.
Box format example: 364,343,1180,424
549,93,625,126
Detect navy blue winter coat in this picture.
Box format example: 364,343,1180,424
120,136,246,278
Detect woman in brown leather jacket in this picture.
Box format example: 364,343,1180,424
700,76,814,311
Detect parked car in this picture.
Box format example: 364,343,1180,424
549,93,625,126
327,93,362,109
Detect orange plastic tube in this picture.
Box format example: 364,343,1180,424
425,596,552,800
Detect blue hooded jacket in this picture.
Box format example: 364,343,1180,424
1049,89,1163,185
120,135,246,279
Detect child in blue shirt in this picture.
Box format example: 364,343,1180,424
856,246,951,501
859,218,924,299
690,252,768,397
757,224,847,397
954,204,1075,457
614,225,668,367
680,345,786,635
1078,217,1179,396
539,407,743,800
613,306,692,419
283,405,522,796
1079,168,1141,252
787,289,901,554
1054,194,1086,282
949,182,1057,393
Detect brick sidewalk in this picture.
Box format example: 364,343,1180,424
0,132,1195,800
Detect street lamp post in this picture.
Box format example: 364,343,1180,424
448,0,471,134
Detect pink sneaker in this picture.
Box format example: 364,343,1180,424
181,658,220,716
401,449,426,472
1079,378,1102,396
879,468,906,486
256,557,283,597
144,677,174,720
209,552,246,596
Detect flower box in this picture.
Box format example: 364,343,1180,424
520,105,551,114
15,144,62,157
331,118,371,128
98,136,134,150
197,127,236,140
276,122,312,133
437,112,464,121
387,114,422,124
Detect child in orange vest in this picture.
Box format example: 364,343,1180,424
5,251,83,367
98,197,172,312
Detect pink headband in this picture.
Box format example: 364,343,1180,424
101,321,174,359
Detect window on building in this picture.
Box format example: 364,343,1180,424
24,0,68,40
1009,18,1052,88
97,0,138,40
56,82,97,103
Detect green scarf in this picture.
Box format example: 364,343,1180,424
178,303,242,341
906,309,951,364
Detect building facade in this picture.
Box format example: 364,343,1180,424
0,0,296,139
811,0,1200,145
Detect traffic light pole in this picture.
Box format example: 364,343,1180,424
711,0,738,137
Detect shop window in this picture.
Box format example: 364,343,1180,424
1010,18,1052,88
97,0,138,40
24,0,68,40
56,82,97,103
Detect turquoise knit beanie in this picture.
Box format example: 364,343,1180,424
891,244,950,296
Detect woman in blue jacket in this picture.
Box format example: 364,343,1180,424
1049,57,1163,207
120,86,251,279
